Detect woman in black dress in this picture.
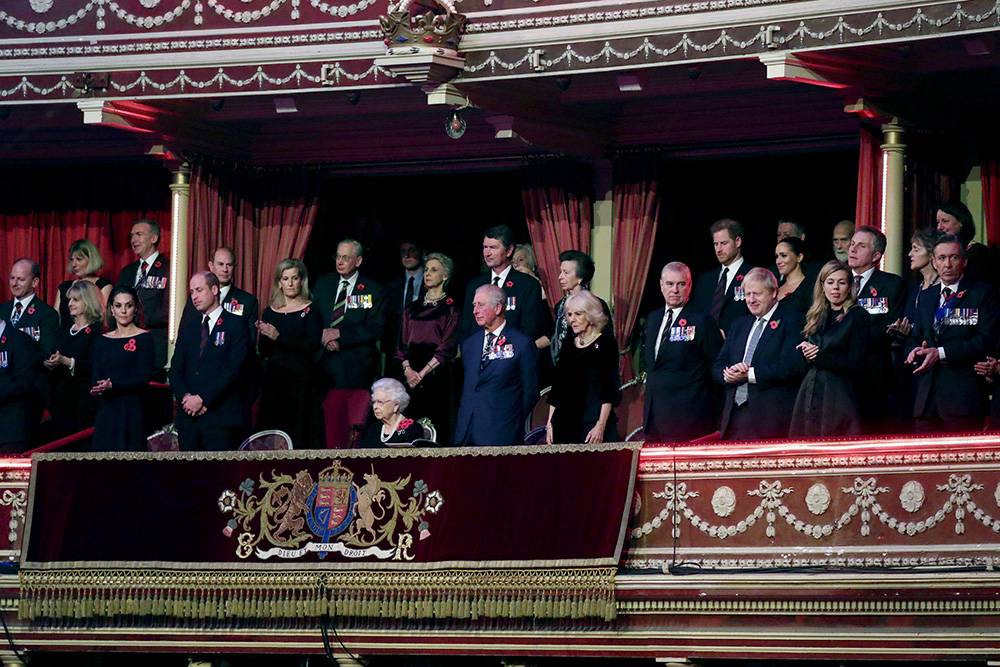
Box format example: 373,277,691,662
789,261,871,437
255,258,324,449
935,201,993,286
359,378,425,448
43,281,104,439
90,286,154,451
774,236,811,314
396,252,459,436
546,290,621,444
54,239,113,324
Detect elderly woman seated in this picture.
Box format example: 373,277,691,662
359,378,426,448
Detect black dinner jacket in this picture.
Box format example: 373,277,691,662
691,261,757,334
906,279,1000,420
453,325,539,446
0,324,42,447
712,304,806,439
459,269,545,341
118,254,170,369
1,295,59,357
855,269,907,424
642,305,723,440
312,272,386,389
168,309,250,428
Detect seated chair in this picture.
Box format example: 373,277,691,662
147,424,179,452
238,429,293,451
616,372,646,442
523,386,552,439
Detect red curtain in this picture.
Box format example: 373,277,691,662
982,156,1000,244
855,126,882,231
188,165,321,315
612,158,660,379
521,161,593,313
0,166,171,304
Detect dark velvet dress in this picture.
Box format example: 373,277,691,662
789,305,871,437
57,277,112,323
257,304,325,449
395,297,459,438
776,279,812,315
91,331,155,451
547,331,621,444
47,321,102,439
359,417,425,448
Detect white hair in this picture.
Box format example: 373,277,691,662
371,377,410,412
475,284,505,309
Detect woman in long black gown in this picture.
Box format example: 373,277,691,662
54,239,113,324
789,261,871,437
395,252,459,438
255,258,325,449
90,286,154,451
43,281,104,439
546,290,621,444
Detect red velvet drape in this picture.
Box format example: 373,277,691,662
855,126,882,231
0,167,171,305
982,156,1000,244
188,165,321,314
612,158,660,379
521,161,593,313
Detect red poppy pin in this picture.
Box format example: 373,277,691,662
770,320,779,330
505,280,514,288
301,305,310,318
957,290,966,299
85,327,91,334
396,418,414,434
230,298,238,305
217,316,223,326
677,318,687,327
446,297,454,305
154,261,163,269
27,306,35,316
735,274,744,282
497,335,507,347
123,338,137,352
356,283,365,291
869,287,878,297
1,336,5,344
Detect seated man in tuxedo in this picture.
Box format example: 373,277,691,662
313,239,386,390
848,225,907,431
906,234,1000,433
169,271,250,451
691,218,756,335
459,225,546,344
454,284,539,446
643,262,723,442
713,268,806,440
3,258,58,356
117,219,170,375
0,321,42,453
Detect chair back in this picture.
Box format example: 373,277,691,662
615,373,646,441
524,385,552,436
239,429,293,451
417,417,437,443
523,425,547,445
147,425,179,452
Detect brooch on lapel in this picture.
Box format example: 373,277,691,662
301,306,310,318
957,290,966,299
770,320,780,330
396,418,414,435
869,287,878,297
735,274,744,282
85,327,92,334
27,306,35,316
506,280,514,288
356,283,365,291
154,260,163,269
677,318,687,327
123,338,137,352
446,297,454,305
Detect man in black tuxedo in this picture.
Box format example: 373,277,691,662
169,272,250,451
643,262,723,442
117,219,169,373
691,219,756,335
906,235,1000,433
2,258,58,356
0,321,42,453
714,268,805,440
383,240,425,379
454,284,539,446
848,225,907,431
313,239,386,390
459,225,545,344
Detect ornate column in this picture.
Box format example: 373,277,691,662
167,162,191,368
880,121,906,275
591,160,614,302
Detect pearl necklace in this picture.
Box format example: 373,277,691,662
69,322,89,336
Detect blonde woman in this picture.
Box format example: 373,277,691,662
255,259,325,448
789,260,871,437
55,239,112,323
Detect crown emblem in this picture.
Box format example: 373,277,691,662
318,460,354,486
380,0,466,57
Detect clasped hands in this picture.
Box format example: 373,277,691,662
906,340,940,374
181,393,207,417
975,355,1000,382
89,378,112,396
43,351,69,369
721,362,749,384
321,327,341,351
255,320,279,341
796,341,819,361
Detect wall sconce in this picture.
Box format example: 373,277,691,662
445,108,466,139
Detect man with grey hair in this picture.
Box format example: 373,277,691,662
118,219,170,373
832,220,855,262
454,284,538,446
643,261,723,441
313,238,386,389
713,268,805,439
